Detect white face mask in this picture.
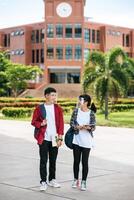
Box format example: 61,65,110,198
80,97,84,105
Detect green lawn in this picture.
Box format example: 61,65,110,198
64,110,134,128
0,110,134,128
96,111,134,128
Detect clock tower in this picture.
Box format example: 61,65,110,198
43,0,86,85
44,0,85,21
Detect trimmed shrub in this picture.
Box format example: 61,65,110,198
0,97,77,103
110,104,134,112
2,107,33,118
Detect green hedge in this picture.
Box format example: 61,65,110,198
2,107,33,118
0,97,76,103
0,101,76,110
0,98,134,115
110,104,134,112
0,102,40,109
1,106,74,118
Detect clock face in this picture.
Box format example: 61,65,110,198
56,2,72,18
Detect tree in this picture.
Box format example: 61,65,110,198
83,47,134,119
0,51,10,96
6,63,42,98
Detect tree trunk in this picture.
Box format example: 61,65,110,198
105,92,109,120
13,89,17,102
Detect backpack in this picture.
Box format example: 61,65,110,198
34,104,46,139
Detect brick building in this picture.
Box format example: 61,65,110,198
0,0,134,97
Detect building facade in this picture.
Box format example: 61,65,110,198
0,0,134,96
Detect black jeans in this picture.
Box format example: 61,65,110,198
73,144,91,181
39,140,58,183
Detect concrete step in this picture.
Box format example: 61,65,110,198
19,84,83,98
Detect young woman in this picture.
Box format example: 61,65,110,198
70,94,96,191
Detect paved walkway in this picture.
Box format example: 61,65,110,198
0,119,134,200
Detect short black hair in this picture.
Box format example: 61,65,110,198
44,87,56,95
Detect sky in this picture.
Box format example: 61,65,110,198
0,0,134,29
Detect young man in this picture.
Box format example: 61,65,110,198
31,87,64,191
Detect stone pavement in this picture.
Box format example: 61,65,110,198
0,119,134,200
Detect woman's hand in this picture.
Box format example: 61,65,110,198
83,125,91,130
76,125,84,130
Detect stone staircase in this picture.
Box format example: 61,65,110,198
19,83,83,98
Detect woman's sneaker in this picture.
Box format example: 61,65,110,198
81,180,86,191
47,179,61,188
72,179,79,188
40,182,47,191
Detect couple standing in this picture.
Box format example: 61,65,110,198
31,87,96,191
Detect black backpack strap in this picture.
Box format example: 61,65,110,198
39,104,46,119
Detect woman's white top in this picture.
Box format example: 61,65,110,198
44,104,57,141
72,108,94,148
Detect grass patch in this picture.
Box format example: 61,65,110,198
96,110,134,128
64,110,134,128
0,110,134,128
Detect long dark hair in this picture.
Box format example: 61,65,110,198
79,94,97,113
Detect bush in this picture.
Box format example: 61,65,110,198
2,107,33,118
0,97,77,103
0,101,76,110
0,102,40,109
110,104,134,112
0,97,44,103
63,106,74,114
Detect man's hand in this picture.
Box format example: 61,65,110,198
41,119,47,126
57,140,63,147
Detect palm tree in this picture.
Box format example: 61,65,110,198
83,47,134,119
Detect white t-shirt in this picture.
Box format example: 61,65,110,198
73,108,94,148
44,104,57,141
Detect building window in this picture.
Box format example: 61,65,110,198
65,24,72,38
126,34,130,47
8,34,10,46
65,45,72,60
36,49,39,63
47,24,54,38
4,35,7,47
75,45,82,60
36,30,39,43
84,29,90,43
97,30,100,43
47,45,54,59
123,34,125,46
50,70,80,84
56,24,63,38
40,49,44,63
75,24,82,38
40,29,44,43
4,34,10,47
92,29,95,43
32,50,35,63
84,49,90,62
67,73,80,83
31,31,35,43
56,46,63,59
50,73,65,83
